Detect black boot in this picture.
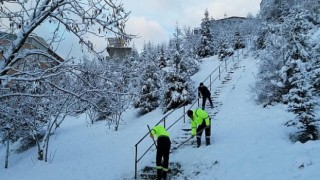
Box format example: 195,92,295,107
206,138,210,146
162,171,168,180
157,169,163,180
196,137,201,148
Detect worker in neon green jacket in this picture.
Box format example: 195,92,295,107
150,125,171,180
187,108,211,147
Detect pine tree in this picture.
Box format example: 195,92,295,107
168,26,184,71
255,5,319,105
308,2,320,95
218,38,233,60
283,60,318,143
134,42,162,115
255,27,268,50
134,63,161,115
161,26,197,112
254,22,285,105
198,9,214,58
129,45,140,64
162,71,195,113
312,59,320,95
279,7,315,101
167,25,198,76
157,44,167,69
278,7,319,142
233,31,246,50
182,26,201,60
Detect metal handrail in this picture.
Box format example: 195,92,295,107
134,54,241,179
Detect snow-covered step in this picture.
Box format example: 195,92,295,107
139,162,183,179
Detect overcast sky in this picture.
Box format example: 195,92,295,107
38,0,261,59
123,0,261,51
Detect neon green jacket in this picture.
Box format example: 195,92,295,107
190,108,210,135
151,125,170,139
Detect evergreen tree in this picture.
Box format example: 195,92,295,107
168,26,184,71
140,42,157,64
134,63,161,115
254,22,285,105
161,25,197,113
233,31,246,50
308,2,320,95
129,45,140,64
283,60,318,143
167,25,199,76
279,7,315,101
277,7,319,142
255,5,319,105
157,44,167,69
198,9,214,58
183,26,201,60
312,57,320,95
162,71,195,113
134,42,162,115
218,38,233,60
255,27,268,50
260,0,292,21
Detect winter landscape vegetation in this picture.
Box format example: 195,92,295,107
1,0,320,179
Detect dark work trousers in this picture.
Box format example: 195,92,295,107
196,119,211,147
156,136,171,180
202,95,213,109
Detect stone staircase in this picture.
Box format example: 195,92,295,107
208,60,243,119
137,60,245,179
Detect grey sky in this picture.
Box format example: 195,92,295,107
123,0,261,51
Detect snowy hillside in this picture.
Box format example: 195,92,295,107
1,52,320,180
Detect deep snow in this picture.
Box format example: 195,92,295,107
1,51,320,180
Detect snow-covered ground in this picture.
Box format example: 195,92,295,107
1,52,320,180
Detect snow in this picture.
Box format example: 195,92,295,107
0,60,4,71
2,52,320,180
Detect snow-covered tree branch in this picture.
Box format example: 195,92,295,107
0,0,133,163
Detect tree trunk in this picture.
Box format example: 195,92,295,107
115,113,119,131
37,139,44,161
5,137,9,168
44,100,67,162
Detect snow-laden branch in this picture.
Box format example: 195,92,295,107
0,0,136,163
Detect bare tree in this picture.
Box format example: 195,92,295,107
0,0,130,66
0,0,133,164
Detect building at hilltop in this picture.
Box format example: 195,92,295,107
106,37,131,59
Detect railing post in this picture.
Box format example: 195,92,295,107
209,75,212,92
163,118,166,128
183,106,185,123
134,144,138,179
225,59,227,72
197,97,199,108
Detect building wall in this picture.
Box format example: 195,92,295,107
107,47,132,59
106,37,131,59
0,32,64,75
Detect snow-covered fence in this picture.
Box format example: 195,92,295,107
134,53,241,179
